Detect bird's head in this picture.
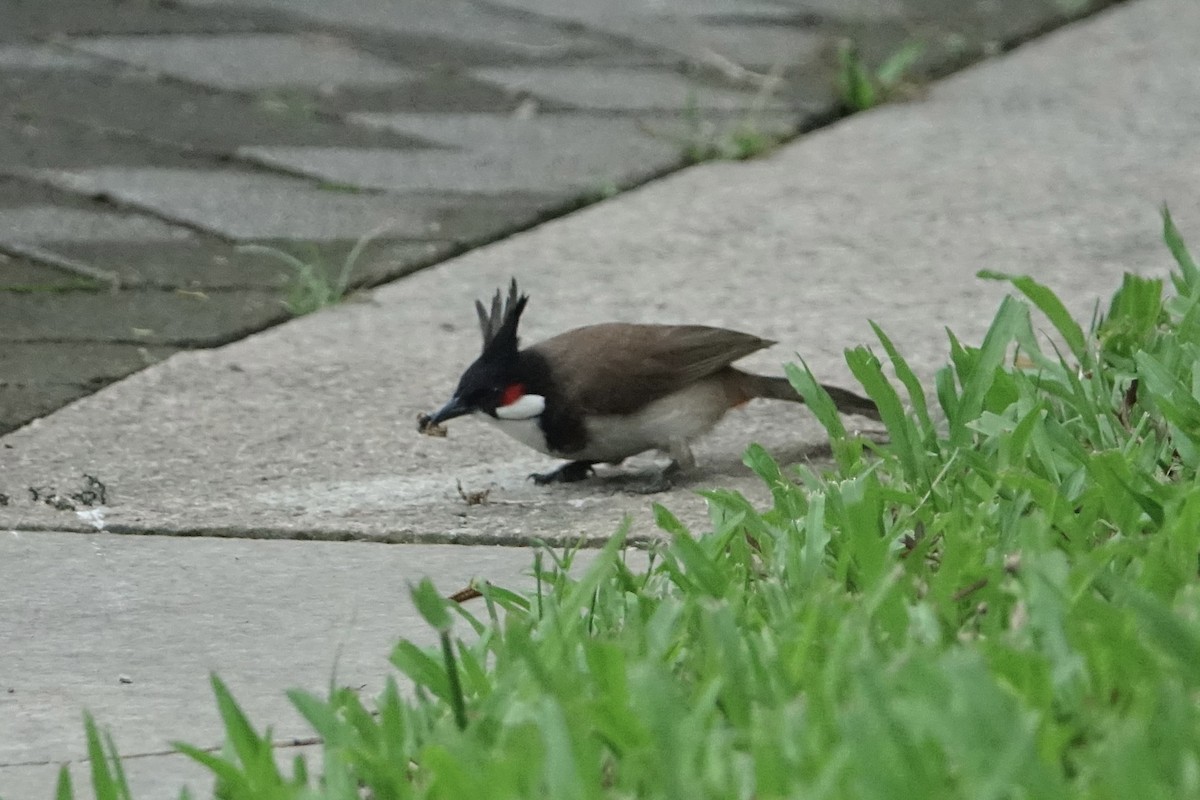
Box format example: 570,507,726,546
423,280,545,427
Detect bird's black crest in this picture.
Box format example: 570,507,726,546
474,278,528,359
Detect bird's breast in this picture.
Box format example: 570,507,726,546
479,379,734,462
479,412,555,456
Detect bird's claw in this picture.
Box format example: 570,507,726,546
529,461,596,485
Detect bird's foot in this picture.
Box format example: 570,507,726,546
529,460,596,486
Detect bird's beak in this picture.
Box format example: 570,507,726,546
426,395,472,426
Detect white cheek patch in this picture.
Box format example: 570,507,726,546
495,393,546,420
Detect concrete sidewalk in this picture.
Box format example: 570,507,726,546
1,0,1095,436
3,0,1200,796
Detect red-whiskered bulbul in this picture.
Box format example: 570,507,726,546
420,280,879,487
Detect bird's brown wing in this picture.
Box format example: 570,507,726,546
528,323,774,415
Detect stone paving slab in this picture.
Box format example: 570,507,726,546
473,65,794,111
0,44,103,71
1,0,1194,545
0,532,545,798
0,114,204,171
630,20,828,69
0,0,284,41
0,343,179,438
67,33,419,92
0,343,176,385
318,71,522,115
176,0,624,61
0,256,94,290
0,289,285,347
38,239,451,290
0,72,431,153
22,168,452,242
0,387,99,440
481,0,823,67
489,0,796,18
0,206,194,245
243,115,686,194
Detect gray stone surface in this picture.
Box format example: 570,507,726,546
2,0,1195,544
473,65,794,111
0,289,285,346
0,44,102,71
642,21,826,70
772,0,904,17
0,255,91,289
25,168,449,242
0,532,542,797
0,385,93,436
242,115,683,194
0,72,431,153
39,239,451,290
0,206,194,245
0,0,279,41
0,342,175,384
0,113,200,171
0,343,178,436
175,0,617,60
482,0,821,67
489,0,794,17
66,33,418,91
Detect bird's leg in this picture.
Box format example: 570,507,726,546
625,440,694,495
530,460,596,486
669,439,697,473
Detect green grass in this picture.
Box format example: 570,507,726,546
648,77,788,165
61,209,1200,798
242,231,380,316
837,40,925,112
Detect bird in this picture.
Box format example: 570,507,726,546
420,280,879,489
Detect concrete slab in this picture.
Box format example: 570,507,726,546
0,206,193,245
37,239,450,290
0,44,102,71
0,113,201,171
175,0,617,60
0,0,1196,547
0,0,278,41
0,386,93,437
0,289,285,347
482,0,821,68
0,72,431,153
639,21,825,70
0,256,91,290
483,0,793,18
66,33,417,91
0,343,175,385
0,344,177,436
775,0,904,18
473,65,792,111
242,115,682,194
321,71,521,115
23,168,449,242
0,532,543,798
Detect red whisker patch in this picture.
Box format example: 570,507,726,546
500,383,525,407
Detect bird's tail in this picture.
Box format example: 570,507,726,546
739,372,881,421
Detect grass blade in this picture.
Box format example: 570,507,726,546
979,271,1088,361
1163,205,1200,293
